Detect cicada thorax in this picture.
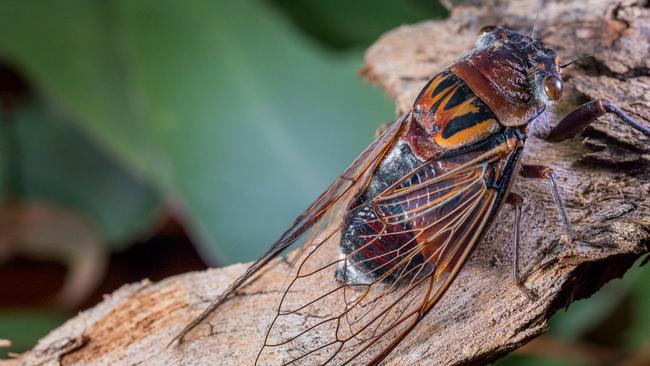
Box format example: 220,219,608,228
451,46,547,128
408,71,501,155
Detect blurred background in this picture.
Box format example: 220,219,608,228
0,1,647,365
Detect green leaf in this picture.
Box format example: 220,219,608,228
0,97,161,246
0,0,396,263
547,275,636,342
0,310,66,359
625,259,650,348
269,0,448,49
495,354,579,366
546,259,647,343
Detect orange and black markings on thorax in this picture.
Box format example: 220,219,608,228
412,71,501,149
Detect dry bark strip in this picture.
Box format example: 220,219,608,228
3,0,649,365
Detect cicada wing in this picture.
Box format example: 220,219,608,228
171,114,409,345
256,144,513,366
278,113,410,248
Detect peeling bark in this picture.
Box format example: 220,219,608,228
3,0,649,365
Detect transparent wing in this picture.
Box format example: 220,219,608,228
256,146,509,365
171,114,409,345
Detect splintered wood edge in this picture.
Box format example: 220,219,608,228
3,1,649,365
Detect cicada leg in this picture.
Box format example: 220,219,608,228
520,164,575,242
505,192,536,301
545,99,650,142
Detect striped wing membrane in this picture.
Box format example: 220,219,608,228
171,114,408,346
256,140,514,365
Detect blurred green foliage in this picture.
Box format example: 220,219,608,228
1,96,160,246
0,0,648,363
0,94,161,358
627,261,650,348
495,258,650,366
270,0,447,49
0,311,67,355
0,0,440,264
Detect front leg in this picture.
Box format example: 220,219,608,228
520,164,575,241
544,99,650,142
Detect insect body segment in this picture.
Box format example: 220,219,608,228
413,71,501,150
338,128,522,286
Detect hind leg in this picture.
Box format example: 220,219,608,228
520,164,575,241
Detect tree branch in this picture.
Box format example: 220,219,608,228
3,0,649,365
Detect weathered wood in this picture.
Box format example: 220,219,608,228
3,0,649,365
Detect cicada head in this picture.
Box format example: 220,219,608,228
445,25,564,130
477,25,563,104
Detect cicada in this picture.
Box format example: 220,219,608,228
172,26,650,365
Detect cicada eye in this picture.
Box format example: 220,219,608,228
543,75,563,100
479,25,497,36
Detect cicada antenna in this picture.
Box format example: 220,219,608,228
559,54,593,69
559,60,576,68
529,0,542,38
529,11,539,37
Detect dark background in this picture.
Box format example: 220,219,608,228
0,1,647,365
